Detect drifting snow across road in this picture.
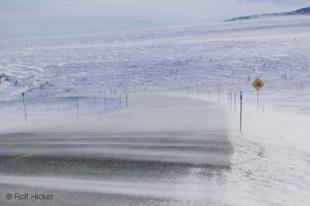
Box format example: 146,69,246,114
0,95,232,206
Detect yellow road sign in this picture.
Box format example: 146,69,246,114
252,79,264,91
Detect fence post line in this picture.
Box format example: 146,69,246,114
22,92,28,124
239,91,243,133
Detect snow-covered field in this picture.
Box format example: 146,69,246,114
1,15,310,109
1,14,310,205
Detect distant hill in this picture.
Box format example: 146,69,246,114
226,7,310,22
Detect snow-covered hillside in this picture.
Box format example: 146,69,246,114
1,14,310,113
226,7,310,21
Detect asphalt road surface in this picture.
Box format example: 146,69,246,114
0,95,233,206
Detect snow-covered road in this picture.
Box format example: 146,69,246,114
0,95,232,206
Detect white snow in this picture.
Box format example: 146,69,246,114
0,14,310,205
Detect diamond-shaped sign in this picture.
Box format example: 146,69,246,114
252,79,264,91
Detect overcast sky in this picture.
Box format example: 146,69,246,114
0,0,309,39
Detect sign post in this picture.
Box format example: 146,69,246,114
251,78,264,111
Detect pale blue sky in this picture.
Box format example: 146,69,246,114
0,0,309,39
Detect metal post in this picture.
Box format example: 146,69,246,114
109,88,112,100
234,92,236,113
119,95,122,110
104,97,107,113
125,93,128,108
230,92,233,110
76,97,79,117
240,91,243,133
196,85,199,99
22,92,28,124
